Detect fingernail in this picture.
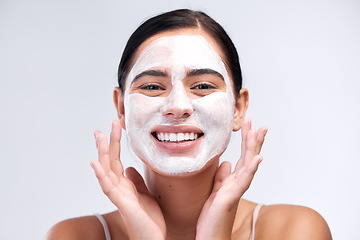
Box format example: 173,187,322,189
258,157,263,164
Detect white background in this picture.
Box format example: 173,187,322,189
1,0,359,239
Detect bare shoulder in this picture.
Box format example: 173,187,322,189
46,211,128,240
256,204,332,240
45,215,106,240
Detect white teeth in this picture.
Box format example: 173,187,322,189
189,132,194,140
164,132,170,141
177,133,184,141
155,132,201,142
170,133,176,141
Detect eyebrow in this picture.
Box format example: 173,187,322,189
132,70,168,84
131,68,224,85
187,68,224,81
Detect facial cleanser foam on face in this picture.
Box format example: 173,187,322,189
124,35,235,174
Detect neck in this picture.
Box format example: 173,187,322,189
144,160,219,240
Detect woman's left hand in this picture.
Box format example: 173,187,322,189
196,119,267,240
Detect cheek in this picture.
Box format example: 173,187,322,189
124,94,164,129
192,92,235,163
192,92,234,127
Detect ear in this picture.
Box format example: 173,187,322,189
233,88,249,131
113,87,126,129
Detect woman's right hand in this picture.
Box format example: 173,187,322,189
90,120,166,240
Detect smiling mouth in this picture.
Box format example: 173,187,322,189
152,132,203,142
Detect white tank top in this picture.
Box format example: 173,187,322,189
249,204,263,240
94,213,111,240
95,204,263,240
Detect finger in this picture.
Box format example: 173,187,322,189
90,160,124,208
125,167,151,196
240,120,251,158
90,160,116,197
235,155,263,192
235,119,251,171
109,120,124,176
246,155,263,176
213,161,231,193
94,130,101,149
244,129,258,167
255,127,268,154
95,131,111,173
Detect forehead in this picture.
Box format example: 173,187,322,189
135,37,223,72
129,28,227,71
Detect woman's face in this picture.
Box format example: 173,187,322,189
120,29,241,175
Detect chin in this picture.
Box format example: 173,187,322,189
142,154,221,177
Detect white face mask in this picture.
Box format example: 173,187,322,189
124,35,235,174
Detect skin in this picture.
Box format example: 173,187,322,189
123,34,236,174
46,28,332,240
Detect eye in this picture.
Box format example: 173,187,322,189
135,83,168,97
192,83,215,90
140,84,165,91
190,82,218,97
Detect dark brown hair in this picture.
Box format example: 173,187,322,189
118,9,242,97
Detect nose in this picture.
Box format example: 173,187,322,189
161,82,194,120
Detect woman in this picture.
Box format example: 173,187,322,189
47,9,332,240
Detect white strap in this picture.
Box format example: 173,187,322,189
249,204,263,240
95,214,111,240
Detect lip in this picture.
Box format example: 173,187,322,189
151,125,203,153
152,125,203,134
